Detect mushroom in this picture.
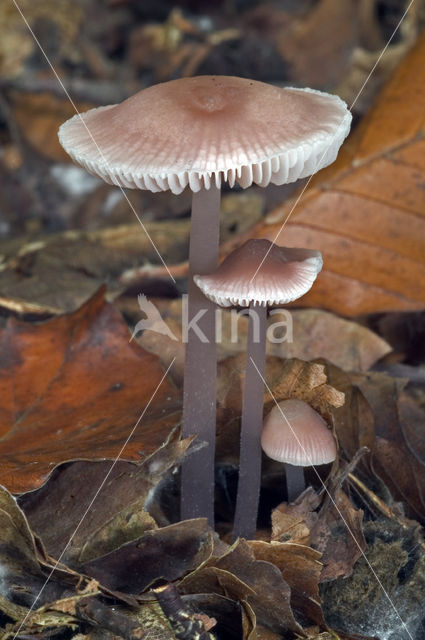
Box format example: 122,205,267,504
261,399,337,503
58,76,351,527
195,238,323,539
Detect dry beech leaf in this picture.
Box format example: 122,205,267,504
310,488,365,582
249,29,425,315
0,288,180,494
217,356,344,416
352,371,425,523
320,360,376,461
267,309,391,372
271,487,321,546
0,485,89,612
273,0,359,88
13,93,93,163
249,540,325,628
270,484,365,584
20,430,191,564
181,539,303,636
0,222,189,316
138,300,390,382
265,358,345,414
82,519,214,594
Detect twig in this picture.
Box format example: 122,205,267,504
77,598,148,640
153,584,214,640
0,75,131,105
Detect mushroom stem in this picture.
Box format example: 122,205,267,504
181,184,221,526
233,302,267,540
285,464,305,503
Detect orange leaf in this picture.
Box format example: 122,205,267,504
0,288,180,493
250,30,425,316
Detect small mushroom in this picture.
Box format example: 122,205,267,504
58,76,351,526
261,399,337,503
195,238,323,539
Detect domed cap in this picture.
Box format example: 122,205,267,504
58,76,351,195
261,399,336,466
194,238,322,307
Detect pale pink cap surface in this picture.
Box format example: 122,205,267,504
58,76,351,195
261,399,336,466
194,238,322,307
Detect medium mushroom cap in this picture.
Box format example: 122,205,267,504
58,76,351,195
194,238,322,307
261,399,336,466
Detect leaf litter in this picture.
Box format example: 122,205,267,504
0,286,424,639
1,1,425,639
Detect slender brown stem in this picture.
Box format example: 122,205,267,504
233,303,267,540
181,185,221,526
285,464,305,503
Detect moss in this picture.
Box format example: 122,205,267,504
321,519,425,639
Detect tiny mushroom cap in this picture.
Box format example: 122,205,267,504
261,399,337,466
194,238,323,307
58,76,351,195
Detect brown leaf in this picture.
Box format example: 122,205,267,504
310,489,365,582
249,29,425,315
271,487,320,546
265,358,345,418
322,361,376,461
268,309,391,372
217,356,344,417
181,539,303,636
274,0,359,88
0,485,81,611
82,519,214,594
351,371,425,522
0,288,180,493
20,428,191,565
13,93,92,163
137,301,389,378
249,540,325,628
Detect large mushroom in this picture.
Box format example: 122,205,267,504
58,76,351,526
195,238,323,539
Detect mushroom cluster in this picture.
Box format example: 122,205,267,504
195,239,323,539
58,75,351,532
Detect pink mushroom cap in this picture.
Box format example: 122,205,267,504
58,76,351,195
194,238,323,307
261,399,337,466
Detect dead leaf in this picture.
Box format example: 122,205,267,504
275,0,359,88
0,0,82,78
310,488,365,582
268,309,391,372
249,29,425,315
271,487,321,546
138,300,390,381
82,519,214,594
265,359,345,416
182,539,303,636
354,372,425,523
13,92,93,163
217,356,344,417
322,361,376,461
19,431,192,569
0,288,180,493
249,540,325,628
